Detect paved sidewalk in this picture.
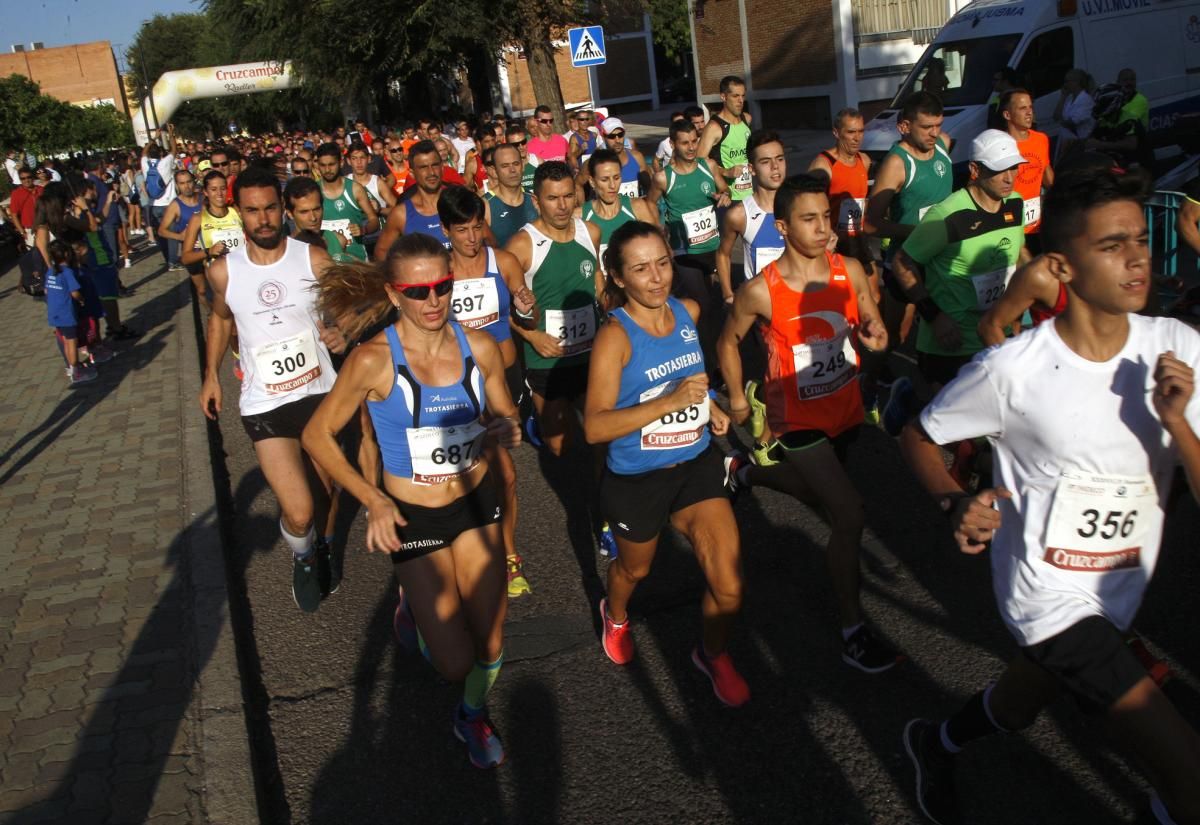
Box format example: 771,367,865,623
0,248,256,824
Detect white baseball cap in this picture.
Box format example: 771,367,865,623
600,117,625,135
970,129,1026,172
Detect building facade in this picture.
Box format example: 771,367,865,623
0,41,128,114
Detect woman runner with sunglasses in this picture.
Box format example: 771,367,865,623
302,233,522,769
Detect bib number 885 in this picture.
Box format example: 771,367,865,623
660,405,701,426
1077,509,1137,540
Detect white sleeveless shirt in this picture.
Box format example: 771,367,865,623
224,237,337,415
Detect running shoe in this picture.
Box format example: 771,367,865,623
599,598,634,665
864,402,881,427
291,553,321,613
523,415,544,448
393,586,417,651
506,555,531,597
691,646,750,707
69,364,98,386
744,379,767,441
842,625,902,673
316,538,341,597
903,719,959,825
124,257,132,269
882,376,915,437
750,440,778,467
453,704,505,769
597,522,617,559
723,451,750,499
90,343,115,364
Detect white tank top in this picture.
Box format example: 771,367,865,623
224,237,337,415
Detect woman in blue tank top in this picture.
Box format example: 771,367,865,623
438,186,537,598
301,233,521,770
581,221,750,708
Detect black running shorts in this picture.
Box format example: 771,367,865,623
241,393,327,442
917,352,972,388
525,363,588,403
766,425,860,464
600,444,727,543
387,472,502,563
1020,615,1148,713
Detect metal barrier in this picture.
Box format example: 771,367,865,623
1146,191,1197,281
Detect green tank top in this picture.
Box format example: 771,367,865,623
485,190,537,249
521,159,538,195
713,117,752,202
582,195,637,265
883,141,952,262
321,178,368,261
664,163,720,254
521,219,601,370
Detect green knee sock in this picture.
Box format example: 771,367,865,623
462,651,504,715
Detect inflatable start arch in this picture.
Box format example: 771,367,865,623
132,60,300,146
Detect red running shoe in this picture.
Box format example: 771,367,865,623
599,598,634,665
691,646,750,707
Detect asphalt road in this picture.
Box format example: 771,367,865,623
200,327,1200,825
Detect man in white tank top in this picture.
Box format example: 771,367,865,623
715,131,787,304
199,167,347,613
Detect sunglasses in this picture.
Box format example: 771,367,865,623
212,161,230,167
537,118,554,124
393,276,454,301
388,148,403,153
607,131,626,140
510,140,526,147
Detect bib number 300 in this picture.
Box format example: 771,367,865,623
251,329,322,393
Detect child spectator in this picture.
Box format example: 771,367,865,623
45,240,97,386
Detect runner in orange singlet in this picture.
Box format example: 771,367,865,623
717,173,901,674
1000,89,1054,252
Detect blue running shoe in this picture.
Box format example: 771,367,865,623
598,522,618,559
523,415,544,448
453,705,505,769
882,376,915,437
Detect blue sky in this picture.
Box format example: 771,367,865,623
0,0,200,67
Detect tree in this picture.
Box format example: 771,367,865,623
0,75,131,156
644,0,691,63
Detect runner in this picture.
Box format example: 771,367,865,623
577,118,647,202
976,256,1065,347
716,129,786,302
157,168,204,283
438,186,538,598
504,123,539,195
580,149,658,267
347,141,397,215
464,126,497,195
899,164,1200,825
698,75,754,203
450,120,477,175
505,161,604,458
198,166,346,613
283,175,362,263
567,108,598,175
374,141,455,258
891,129,1031,397
653,112,686,174
315,142,378,263
527,105,569,164
300,232,521,769
717,173,898,673
999,89,1054,253
809,108,875,281
581,220,749,705
180,169,243,311
382,137,410,199
483,143,538,249
863,91,953,432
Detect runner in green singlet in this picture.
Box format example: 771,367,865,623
698,75,754,203
315,141,378,263
483,143,538,249
647,120,730,260
578,148,658,269
503,123,539,195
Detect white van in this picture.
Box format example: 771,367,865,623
862,0,1200,165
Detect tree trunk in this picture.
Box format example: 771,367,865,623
521,30,567,131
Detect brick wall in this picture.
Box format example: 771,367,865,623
745,0,834,90
595,39,651,100
693,0,746,97
503,47,592,114
0,42,127,114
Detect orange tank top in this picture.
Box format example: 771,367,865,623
759,252,864,437
1013,130,1051,234
821,151,868,233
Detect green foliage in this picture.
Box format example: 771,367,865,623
0,74,132,155
643,0,691,63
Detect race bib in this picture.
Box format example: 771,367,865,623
638,380,710,450
406,420,486,485
792,335,857,399
618,180,640,198
683,205,717,247
1043,473,1157,572
971,266,1015,311
321,218,352,239
545,306,596,356
732,164,752,193
251,329,322,394
1024,196,1041,227
837,197,866,231
451,278,500,329
751,246,784,276
211,228,242,252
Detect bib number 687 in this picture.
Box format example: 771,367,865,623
431,439,477,466
1077,509,1137,540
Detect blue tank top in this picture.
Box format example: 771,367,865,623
405,197,450,249
367,322,487,482
451,247,512,344
172,197,203,234
742,192,785,278
607,297,711,475
620,151,640,185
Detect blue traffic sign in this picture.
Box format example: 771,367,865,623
567,26,606,67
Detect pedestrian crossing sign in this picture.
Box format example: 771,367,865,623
568,26,606,67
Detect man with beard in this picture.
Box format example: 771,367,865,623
315,142,379,262
199,166,348,613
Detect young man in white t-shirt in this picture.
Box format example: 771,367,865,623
899,166,1200,825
